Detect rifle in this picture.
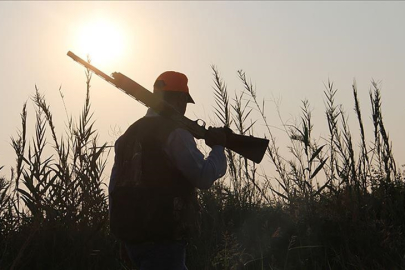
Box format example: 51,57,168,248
67,51,269,163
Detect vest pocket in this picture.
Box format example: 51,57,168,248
110,187,175,243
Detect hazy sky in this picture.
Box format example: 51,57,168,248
1,2,404,180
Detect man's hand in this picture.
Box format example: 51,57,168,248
205,127,228,148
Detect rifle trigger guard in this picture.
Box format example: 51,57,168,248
196,119,206,128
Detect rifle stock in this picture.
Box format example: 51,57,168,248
67,51,269,163
225,133,268,164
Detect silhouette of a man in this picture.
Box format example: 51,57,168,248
109,71,227,269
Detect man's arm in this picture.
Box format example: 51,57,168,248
165,128,227,189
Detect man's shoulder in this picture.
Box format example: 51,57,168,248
125,116,172,131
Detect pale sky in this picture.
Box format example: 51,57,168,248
1,2,404,181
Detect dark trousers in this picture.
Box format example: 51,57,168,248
125,241,188,270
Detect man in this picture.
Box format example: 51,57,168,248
109,71,227,269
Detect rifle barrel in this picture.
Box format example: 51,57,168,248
67,51,114,84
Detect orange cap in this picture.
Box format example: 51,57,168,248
153,71,194,103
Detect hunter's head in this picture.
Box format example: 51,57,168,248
153,71,194,115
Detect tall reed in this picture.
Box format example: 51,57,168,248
1,64,119,270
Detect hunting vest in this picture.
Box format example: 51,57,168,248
109,116,201,244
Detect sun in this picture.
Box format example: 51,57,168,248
76,18,125,66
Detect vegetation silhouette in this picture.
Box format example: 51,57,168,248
1,66,404,269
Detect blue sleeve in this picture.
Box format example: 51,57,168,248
165,128,227,189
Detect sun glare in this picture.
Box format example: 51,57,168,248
76,18,125,66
